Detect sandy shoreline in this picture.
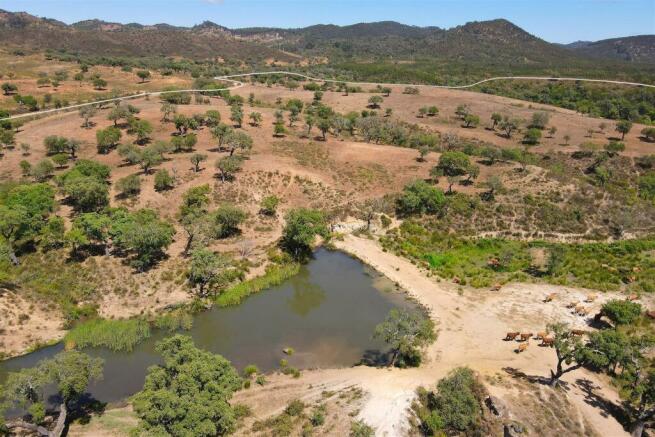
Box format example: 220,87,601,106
326,234,629,436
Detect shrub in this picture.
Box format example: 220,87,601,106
154,169,175,191
641,127,655,141
31,159,55,182
350,420,374,437
116,174,141,197
414,367,484,434
601,300,642,325
523,128,542,145
310,404,326,426
639,173,655,201
213,204,247,238
284,399,305,417
243,364,259,378
161,89,192,104
260,195,280,216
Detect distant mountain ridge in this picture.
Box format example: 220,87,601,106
0,9,652,66
0,9,293,62
233,19,594,65
564,35,655,63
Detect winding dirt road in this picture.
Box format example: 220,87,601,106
2,71,653,122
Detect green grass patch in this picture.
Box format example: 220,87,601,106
0,248,100,325
381,221,655,291
216,263,301,307
65,318,151,352
152,310,193,332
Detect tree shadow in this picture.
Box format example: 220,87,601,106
355,349,393,367
66,244,106,263
502,366,551,386
574,378,630,429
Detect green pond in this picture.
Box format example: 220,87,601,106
0,248,418,405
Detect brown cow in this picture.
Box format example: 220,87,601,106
585,294,597,303
505,332,520,341
516,343,529,354
571,329,586,336
566,301,579,309
541,337,554,347
574,304,589,315
519,333,533,342
544,293,557,302
628,294,639,301
577,307,590,316
535,331,548,340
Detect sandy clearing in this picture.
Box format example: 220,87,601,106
0,290,66,358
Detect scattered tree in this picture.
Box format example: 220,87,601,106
530,112,550,129
215,156,242,182
368,95,383,109
136,70,151,83
499,116,520,138
213,204,247,238
1,351,103,436
640,127,655,142
396,180,446,216
490,112,502,130
128,119,153,145
224,131,253,157
374,309,435,367
281,208,329,259
131,335,241,436
599,299,642,326
616,120,633,140
78,106,96,129
1,82,17,95
96,126,122,154
190,153,208,172
51,153,69,168
31,159,55,182
230,104,243,128
188,248,231,296
463,114,480,128
249,112,262,126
